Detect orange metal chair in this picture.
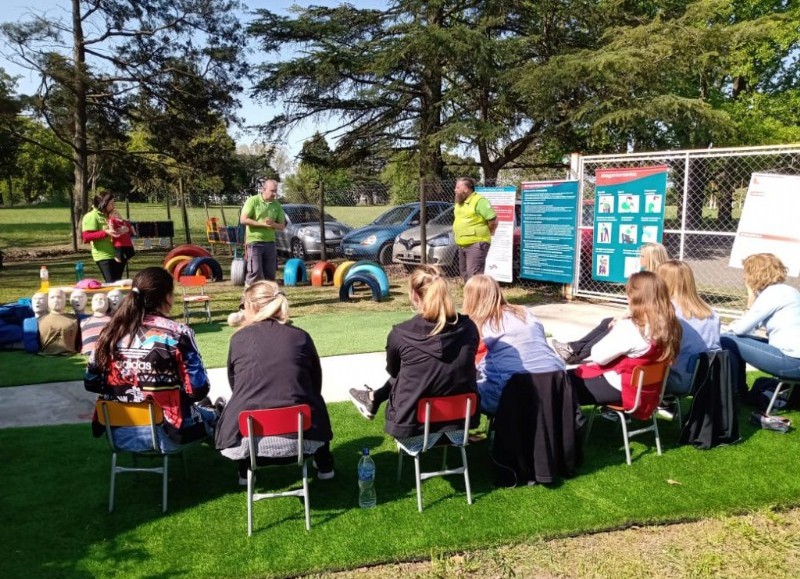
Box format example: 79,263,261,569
584,362,669,465
395,393,478,512
238,405,313,535
179,275,211,324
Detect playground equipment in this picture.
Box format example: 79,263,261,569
310,261,336,287
283,258,308,287
183,256,224,282
344,262,390,298
333,261,357,288
339,273,383,302
205,203,245,256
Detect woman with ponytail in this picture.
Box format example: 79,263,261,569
349,265,480,439
215,281,335,483
85,267,216,450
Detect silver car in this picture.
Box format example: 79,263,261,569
276,204,353,260
392,206,458,273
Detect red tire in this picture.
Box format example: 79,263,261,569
162,244,212,267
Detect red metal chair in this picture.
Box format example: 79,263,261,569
179,275,211,324
584,362,669,466
395,392,478,512
238,405,313,535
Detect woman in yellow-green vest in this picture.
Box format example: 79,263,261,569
453,177,497,282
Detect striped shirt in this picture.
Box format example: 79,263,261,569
80,315,111,355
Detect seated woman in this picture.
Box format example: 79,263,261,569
215,281,334,483
85,267,217,452
553,242,670,363
720,253,800,398
656,260,721,394
349,265,480,444
568,271,682,406
461,274,565,415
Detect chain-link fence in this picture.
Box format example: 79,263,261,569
574,145,800,315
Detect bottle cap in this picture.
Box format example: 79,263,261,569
361,447,369,455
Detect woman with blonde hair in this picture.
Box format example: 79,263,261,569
349,265,480,438
462,275,564,414
720,253,800,397
569,271,682,405
553,242,670,364
656,260,721,394
215,280,335,483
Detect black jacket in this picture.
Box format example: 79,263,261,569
384,314,480,438
215,320,333,451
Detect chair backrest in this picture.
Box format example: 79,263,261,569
623,362,669,420
416,393,477,450
179,275,208,288
238,405,312,468
95,400,163,452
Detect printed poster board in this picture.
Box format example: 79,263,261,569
477,186,517,283
593,166,668,283
729,173,800,276
520,180,579,284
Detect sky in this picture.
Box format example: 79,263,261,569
0,1,385,160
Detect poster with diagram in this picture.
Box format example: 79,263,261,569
593,166,668,282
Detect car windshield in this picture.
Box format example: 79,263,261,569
285,206,336,223
430,206,454,226
372,205,416,226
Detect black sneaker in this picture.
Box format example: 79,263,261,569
551,339,574,362
349,386,377,420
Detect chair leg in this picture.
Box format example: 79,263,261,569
460,446,473,506
675,397,683,426
302,459,311,531
397,451,404,483
441,445,448,470
766,381,795,415
247,469,254,537
162,455,169,513
618,412,632,466
109,453,117,513
414,455,423,513
653,415,663,456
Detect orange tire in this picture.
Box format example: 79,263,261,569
311,261,337,287
162,244,211,267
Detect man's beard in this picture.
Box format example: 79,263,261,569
455,191,470,204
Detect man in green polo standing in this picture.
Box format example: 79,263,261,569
453,177,497,282
240,179,286,285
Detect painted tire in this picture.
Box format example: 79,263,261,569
183,256,224,282
164,255,192,275
22,317,39,354
310,261,336,287
333,261,357,288
339,273,382,302
162,244,211,267
345,263,390,297
231,258,245,287
172,260,192,280
283,258,308,286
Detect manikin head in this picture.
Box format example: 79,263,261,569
107,289,124,312
32,292,49,317
70,289,87,314
91,292,109,316
48,288,67,314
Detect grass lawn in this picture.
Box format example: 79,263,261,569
2,396,799,578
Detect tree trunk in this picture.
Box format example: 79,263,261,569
71,0,88,252
179,176,191,244
686,158,711,229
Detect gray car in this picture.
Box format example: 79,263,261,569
392,206,458,273
276,204,353,260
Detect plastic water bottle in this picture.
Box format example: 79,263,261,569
75,261,84,282
357,448,377,508
39,266,50,291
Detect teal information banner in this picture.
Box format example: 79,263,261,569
593,166,668,283
520,180,579,284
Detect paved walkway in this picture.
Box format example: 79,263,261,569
0,300,625,428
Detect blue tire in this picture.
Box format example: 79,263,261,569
339,273,382,302
22,317,39,353
183,256,224,282
283,258,308,286
345,263,390,298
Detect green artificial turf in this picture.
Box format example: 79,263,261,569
2,401,799,578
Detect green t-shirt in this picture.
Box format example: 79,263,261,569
241,195,286,243
82,208,115,261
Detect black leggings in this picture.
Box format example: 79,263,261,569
568,318,613,362
96,258,125,283
568,369,622,405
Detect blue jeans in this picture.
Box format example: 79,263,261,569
720,334,800,397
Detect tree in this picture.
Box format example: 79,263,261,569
0,69,23,193
2,0,247,246
282,134,352,204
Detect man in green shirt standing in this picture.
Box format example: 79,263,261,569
453,177,497,282
240,179,286,285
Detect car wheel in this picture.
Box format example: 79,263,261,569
290,239,307,261
378,243,393,265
